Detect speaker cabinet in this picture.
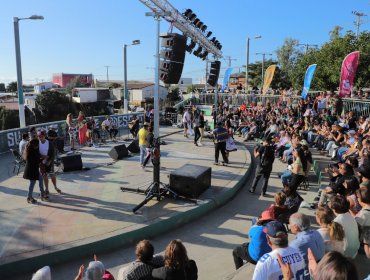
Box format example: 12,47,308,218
169,164,212,198
108,144,128,160
127,139,140,153
207,60,221,87
61,154,83,172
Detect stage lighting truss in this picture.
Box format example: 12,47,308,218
139,0,222,58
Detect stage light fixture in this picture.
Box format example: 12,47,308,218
193,46,203,57
206,31,212,38
186,39,196,53
210,37,216,43
196,21,204,29
200,50,208,60
183,9,193,18
193,18,200,25
201,25,207,32
188,13,197,21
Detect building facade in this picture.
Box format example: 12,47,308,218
52,73,94,88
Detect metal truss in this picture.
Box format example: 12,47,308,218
139,0,223,59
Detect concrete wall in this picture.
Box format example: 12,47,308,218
0,112,144,154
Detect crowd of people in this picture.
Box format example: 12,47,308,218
20,91,370,279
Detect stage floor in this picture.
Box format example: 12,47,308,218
0,127,250,267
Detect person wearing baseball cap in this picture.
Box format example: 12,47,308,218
252,221,305,280
232,210,273,269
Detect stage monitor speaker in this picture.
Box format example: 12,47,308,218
61,154,83,172
169,164,211,198
108,144,129,160
127,139,140,153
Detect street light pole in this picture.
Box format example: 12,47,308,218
123,40,140,114
13,15,44,128
256,52,272,91
245,35,261,93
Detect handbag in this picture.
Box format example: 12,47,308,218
226,137,237,152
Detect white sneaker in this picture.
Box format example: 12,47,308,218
197,142,203,146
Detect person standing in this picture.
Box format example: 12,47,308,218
182,108,191,138
77,111,88,146
38,130,62,195
198,111,205,146
23,138,48,203
249,138,275,196
66,113,77,150
212,122,229,165
138,123,149,169
193,111,201,146
19,132,29,157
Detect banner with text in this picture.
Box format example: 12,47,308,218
301,64,317,99
339,51,360,97
0,113,144,154
222,67,233,92
262,65,277,95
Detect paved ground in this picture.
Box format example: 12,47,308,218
0,126,251,278
1,132,369,279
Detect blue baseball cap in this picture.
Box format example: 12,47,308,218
263,221,287,238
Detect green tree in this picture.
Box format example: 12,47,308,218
276,38,301,85
0,107,19,130
167,86,181,102
35,90,76,122
6,81,17,93
329,25,343,41
0,83,6,92
186,84,196,93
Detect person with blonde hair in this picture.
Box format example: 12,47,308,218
152,240,197,280
315,206,345,253
31,266,51,280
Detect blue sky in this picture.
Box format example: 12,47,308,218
1,0,369,86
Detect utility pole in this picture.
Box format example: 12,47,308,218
256,53,272,90
352,11,366,38
224,55,237,67
104,65,111,84
298,43,318,54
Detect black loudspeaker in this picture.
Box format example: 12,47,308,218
61,154,83,172
159,33,187,84
108,144,129,160
207,60,221,87
169,164,212,198
127,140,140,153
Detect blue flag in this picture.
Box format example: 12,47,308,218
222,67,233,92
301,64,317,99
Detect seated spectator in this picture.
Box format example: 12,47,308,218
318,163,353,207
152,240,197,280
279,185,303,224
289,213,325,277
264,192,288,220
75,256,115,280
32,266,51,280
343,177,361,216
330,195,360,259
252,221,305,280
355,184,370,259
118,240,164,280
315,206,345,253
307,249,358,280
232,210,273,269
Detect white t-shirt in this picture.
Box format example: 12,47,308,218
334,212,360,259
182,111,190,123
39,140,49,157
252,246,305,280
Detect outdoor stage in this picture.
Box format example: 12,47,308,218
0,126,251,276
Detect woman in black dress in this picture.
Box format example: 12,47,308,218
152,240,198,280
23,138,47,203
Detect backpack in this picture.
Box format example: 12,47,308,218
261,145,275,167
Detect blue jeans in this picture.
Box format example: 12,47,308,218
28,174,44,198
139,144,147,165
281,169,292,185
